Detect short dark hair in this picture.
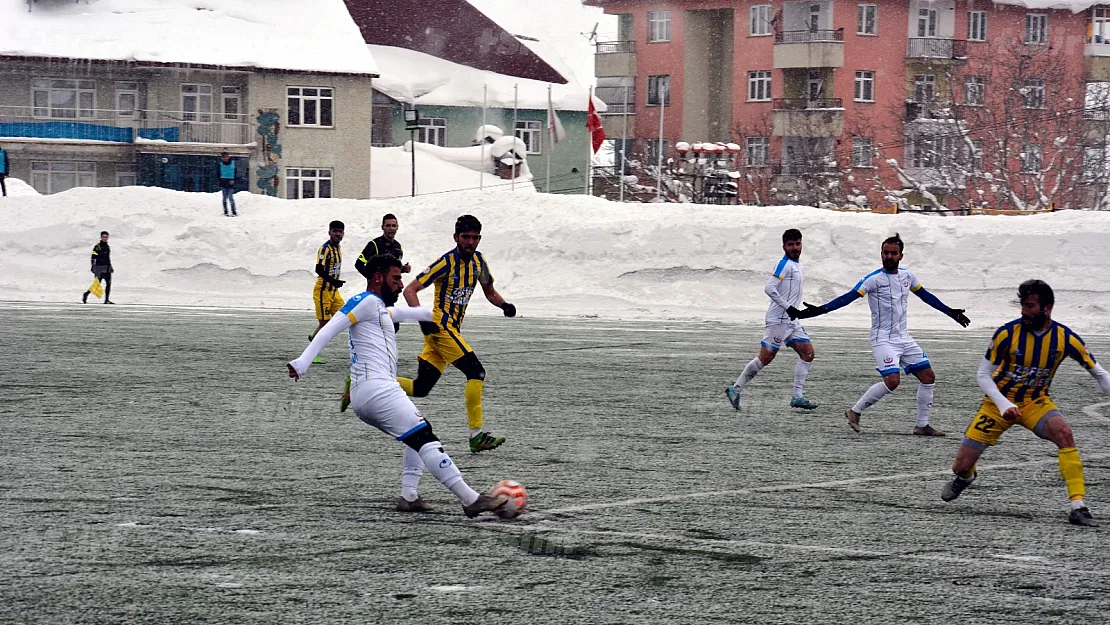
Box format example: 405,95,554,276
329,220,345,231
364,254,403,278
1018,279,1054,308
220,151,230,157
455,214,482,234
882,233,904,252
100,230,109,236
382,213,397,224
782,228,802,243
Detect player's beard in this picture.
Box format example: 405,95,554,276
381,285,400,306
1021,311,1047,327
882,258,899,272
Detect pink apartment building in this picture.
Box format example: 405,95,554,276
586,0,1110,210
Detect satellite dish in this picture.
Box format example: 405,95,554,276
582,22,598,43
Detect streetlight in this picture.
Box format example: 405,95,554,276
404,108,420,197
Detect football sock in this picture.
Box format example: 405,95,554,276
852,381,892,414
419,442,479,506
793,359,811,398
465,379,484,430
916,383,935,427
734,358,764,389
1058,447,1086,502
400,446,424,502
397,377,414,396
469,428,482,437
956,465,976,480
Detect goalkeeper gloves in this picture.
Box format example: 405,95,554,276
501,302,517,318
789,302,826,320
948,308,971,327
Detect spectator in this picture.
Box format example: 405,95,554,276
0,144,9,197
218,152,238,216
82,231,114,304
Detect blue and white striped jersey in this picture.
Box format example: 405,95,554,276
766,256,804,325
853,268,923,343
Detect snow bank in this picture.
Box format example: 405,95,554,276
369,146,529,199
2,187,1109,334
1,177,41,197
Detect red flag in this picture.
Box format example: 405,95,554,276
587,98,606,153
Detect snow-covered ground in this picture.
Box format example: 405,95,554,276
2,183,1109,334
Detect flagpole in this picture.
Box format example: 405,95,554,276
480,84,487,191
619,84,628,203
656,82,665,200
512,83,518,192
585,86,593,195
546,84,553,194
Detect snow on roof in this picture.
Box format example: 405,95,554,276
991,0,1100,12
0,0,378,75
370,45,603,112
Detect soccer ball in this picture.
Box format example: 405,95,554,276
491,479,528,519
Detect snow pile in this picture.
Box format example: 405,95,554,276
369,145,530,199
3,188,1110,334
0,0,377,75
1,177,41,197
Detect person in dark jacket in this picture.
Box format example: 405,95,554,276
218,152,238,216
82,231,114,304
0,144,10,197
356,213,411,277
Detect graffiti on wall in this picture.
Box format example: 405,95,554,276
255,109,282,197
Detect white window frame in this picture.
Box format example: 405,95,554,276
221,86,241,121
648,11,671,42
909,135,954,168
748,70,772,102
647,75,671,106
115,163,137,187
30,161,95,194
1025,14,1048,44
914,74,936,103
746,136,770,166
1024,79,1046,109
964,76,985,106
1093,7,1110,44
1022,144,1043,173
32,78,96,119
416,117,447,146
285,167,333,199
286,86,334,128
852,137,874,168
750,5,772,36
115,81,139,120
515,120,542,154
181,84,213,122
968,10,988,42
917,8,938,37
857,4,877,35
854,71,875,102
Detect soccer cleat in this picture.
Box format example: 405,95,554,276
845,409,861,433
339,374,351,412
1069,507,1100,527
82,291,89,304
725,386,742,410
463,493,509,518
312,357,326,365
395,496,432,513
469,431,506,453
913,425,946,437
941,472,976,502
104,300,115,305
790,397,818,410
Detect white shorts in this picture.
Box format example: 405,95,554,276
350,381,427,441
761,322,811,352
872,338,931,377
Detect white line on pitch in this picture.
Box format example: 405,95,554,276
1082,402,1110,423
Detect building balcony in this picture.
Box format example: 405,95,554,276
771,98,844,137
595,41,636,78
595,86,636,139
904,101,952,122
0,106,253,145
906,38,968,62
1085,37,1110,80
773,29,844,69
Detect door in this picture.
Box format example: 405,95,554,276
917,8,937,37
807,70,824,105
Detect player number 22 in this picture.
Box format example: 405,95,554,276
973,416,997,433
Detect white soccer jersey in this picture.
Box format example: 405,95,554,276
765,255,804,325
853,268,922,343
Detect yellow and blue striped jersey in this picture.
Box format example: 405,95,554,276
985,319,1098,403
315,240,342,290
415,249,494,330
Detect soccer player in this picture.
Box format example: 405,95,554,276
356,213,411,276
941,280,1110,527
82,231,114,304
310,221,346,363
288,255,508,517
399,214,516,453
792,233,970,435
726,228,817,411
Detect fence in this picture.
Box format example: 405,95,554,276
0,106,252,144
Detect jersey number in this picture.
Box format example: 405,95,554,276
972,416,997,433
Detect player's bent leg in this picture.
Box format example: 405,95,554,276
942,440,985,502
909,366,941,436
1038,413,1097,526
788,340,816,409
455,353,504,453
398,422,505,517
396,446,430,512
402,359,443,398
727,346,776,410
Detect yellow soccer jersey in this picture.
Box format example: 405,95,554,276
415,249,494,330
985,318,1098,403
314,240,342,291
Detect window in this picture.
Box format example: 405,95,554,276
287,86,334,127
750,5,772,36
852,137,874,167
1022,144,1043,173
909,135,954,168
746,136,770,166
115,163,137,187
968,11,988,42
971,140,983,172
808,3,822,32
648,75,671,105
181,84,213,122
648,11,671,42
748,71,772,102
285,168,333,199
416,117,447,146
1024,79,1045,109
964,76,985,106
222,86,241,121
854,71,875,102
1025,14,1047,44
115,82,139,120
1092,7,1110,44
515,120,542,154
917,8,937,37
857,4,877,35
914,74,936,103
645,139,669,163
1083,146,1105,182
32,78,96,119
30,161,95,194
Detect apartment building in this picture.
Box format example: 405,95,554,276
587,0,1110,210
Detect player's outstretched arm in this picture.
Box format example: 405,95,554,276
402,279,425,308
481,281,516,317
792,290,861,319
287,314,354,380
912,286,970,327
388,306,433,323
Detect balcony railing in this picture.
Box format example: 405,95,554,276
906,38,968,60
595,86,636,114
774,29,844,44
772,162,840,176
772,98,843,110
905,101,951,121
596,40,636,54
0,106,253,145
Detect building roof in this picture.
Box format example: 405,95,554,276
1,0,378,75
992,0,1101,11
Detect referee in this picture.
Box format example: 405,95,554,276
356,213,410,276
